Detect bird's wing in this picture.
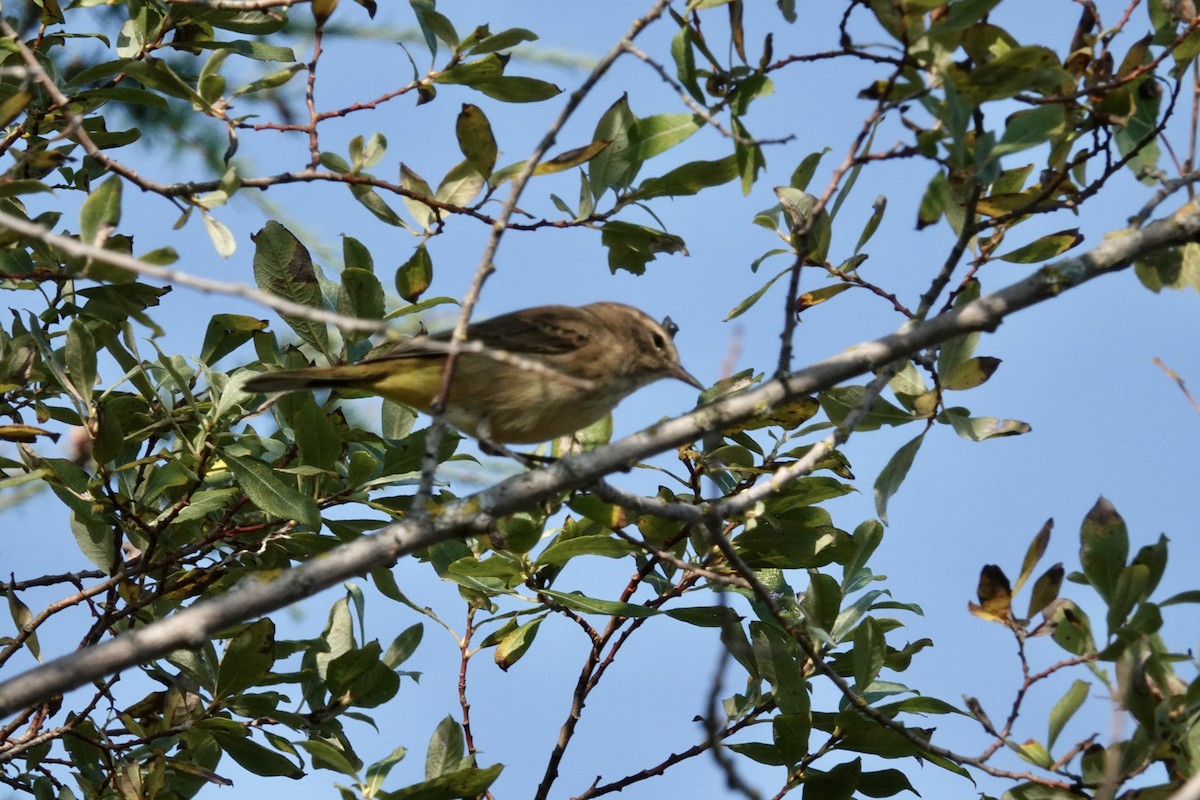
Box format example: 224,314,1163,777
368,305,593,362
463,305,592,354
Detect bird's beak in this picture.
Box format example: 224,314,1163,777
671,364,705,391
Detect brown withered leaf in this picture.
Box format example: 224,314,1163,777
969,563,1013,623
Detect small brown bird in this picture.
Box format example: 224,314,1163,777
244,302,703,444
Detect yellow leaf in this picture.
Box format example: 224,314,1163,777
796,283,853,312
969,564,1012,622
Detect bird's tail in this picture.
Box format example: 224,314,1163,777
244,365,378,394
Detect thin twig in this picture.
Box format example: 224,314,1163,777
1153,357,1200,414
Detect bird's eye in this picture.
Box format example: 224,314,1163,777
652,332,666,349
661,316,679,339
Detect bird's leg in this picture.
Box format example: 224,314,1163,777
477,438,557,467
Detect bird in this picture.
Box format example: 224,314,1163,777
243,302,704,444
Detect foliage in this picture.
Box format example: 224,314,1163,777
0,1,1199,799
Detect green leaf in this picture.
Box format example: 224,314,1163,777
959,45,1071,104
539,590,658,618
474,76,561,103
774,712,811,768
857,768,920,799
232,63,305,97
494,616,543,670
1027,563,1064,618
535,141,612,176
395,245,433,303
1013,740,1054,769
941,356,1001,390
351,184,409,228
1079,496,1128,605
400,163,436,230
734,117,765,193
350,133,387,171
536,535,637,567
381,400,418,440
468,27,538,55
1160,589,1200,607
726,265,789,321
803,572,842,633
1048,600,1095,656
842,519,885,588
821,386,914,430
1115,76,1162,183
251,222,329,352
65,320,97,408
455,103,497,174
71,511,115,571
199,50,226,101
410,0,457,59
384,624,423,669
730,74,774,115
128,453,185,506
7,591,39,662
996,229,1083,264
734,514,851,569
336,268,385,333
853,618,886,690
383,764,503,800
791,148,831,191
566,493,629,529
434,160,485,206
79,176,122,245
937,334,979,380
202,212,237,258
216,619,275,698
753,623,810,714
803,756,860,800
993,105,1067,157
295,737,360,776
664,605,742,628
854,195,887,255
365,745,408,796
630,155,739,200
327,642,400,708
122,60,205,104
599,220,687,275
634,113,702,159
223,451,320,529
1131,534,1168,599
293,399,343,470
425,716,464,780
938,407,1032,441
1107,563,1151,633
201,314,268,365
0,179,53,199
343,236,374,273
775,187,831,261
917,170,948,229
874,432,925,525
1014,518,1052,594
1047,679,1089,749
434,55,505,86
182,39,295,62
588,95,640,200
210,731,305,778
